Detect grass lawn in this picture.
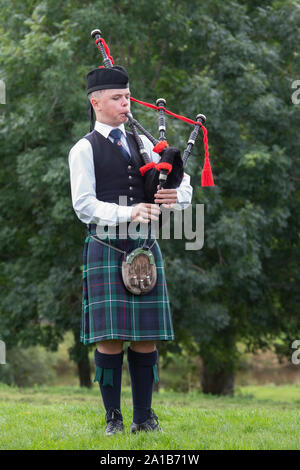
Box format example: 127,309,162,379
0,383,300,450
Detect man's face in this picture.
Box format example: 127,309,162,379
92,88,131,127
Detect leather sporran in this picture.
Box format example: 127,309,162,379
122,247,157,295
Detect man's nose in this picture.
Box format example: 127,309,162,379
121,97,129,107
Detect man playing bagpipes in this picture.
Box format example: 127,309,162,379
68,30,212,436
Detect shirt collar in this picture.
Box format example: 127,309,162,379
94,121,126,139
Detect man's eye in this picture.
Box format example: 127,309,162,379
112,96,130,101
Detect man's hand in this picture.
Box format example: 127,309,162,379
154,187,178,209
131,203,161,223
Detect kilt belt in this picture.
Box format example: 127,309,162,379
89,234,156,258
80,223,174,344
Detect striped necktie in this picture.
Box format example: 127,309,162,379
109,128,131,161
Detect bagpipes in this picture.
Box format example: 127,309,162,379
90,29,214,203
89,29,214,295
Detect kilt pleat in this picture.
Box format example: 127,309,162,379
80,225,174,344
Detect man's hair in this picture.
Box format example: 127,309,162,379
88,89,106,102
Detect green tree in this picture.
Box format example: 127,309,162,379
163,0,300,393
0,0,299,393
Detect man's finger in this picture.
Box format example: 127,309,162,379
154,198,177,204
139,216,150,223
154,192,177,198
144,203,160,207
155,189,177,194
147,207,161,214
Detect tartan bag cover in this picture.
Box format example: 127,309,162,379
80,224,175,344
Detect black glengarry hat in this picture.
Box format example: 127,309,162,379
86,66,129,131
86,66,129,94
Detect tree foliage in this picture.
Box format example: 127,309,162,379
0,0,299,392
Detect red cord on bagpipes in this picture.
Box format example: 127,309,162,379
96,38,114,66
130,97,214,186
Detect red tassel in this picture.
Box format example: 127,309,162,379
156,162,172,174
153,140,169,154
200,125,214,186
201,161,214,186
139,162,157,176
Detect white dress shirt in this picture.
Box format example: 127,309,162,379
68,120,193,226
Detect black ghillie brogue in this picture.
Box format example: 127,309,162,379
130,409,162,433
105,408,124,436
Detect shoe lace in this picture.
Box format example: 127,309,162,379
150,408,158,421
106,408,123,423
148,408,160,429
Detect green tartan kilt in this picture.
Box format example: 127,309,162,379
80,224,174,344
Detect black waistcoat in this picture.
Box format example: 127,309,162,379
84,129,147,206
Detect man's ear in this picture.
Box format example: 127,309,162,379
91,98,100,111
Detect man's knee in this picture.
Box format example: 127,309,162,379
130,341,156,353
97,340,124,354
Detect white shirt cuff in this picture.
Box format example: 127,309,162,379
117,205,133,223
